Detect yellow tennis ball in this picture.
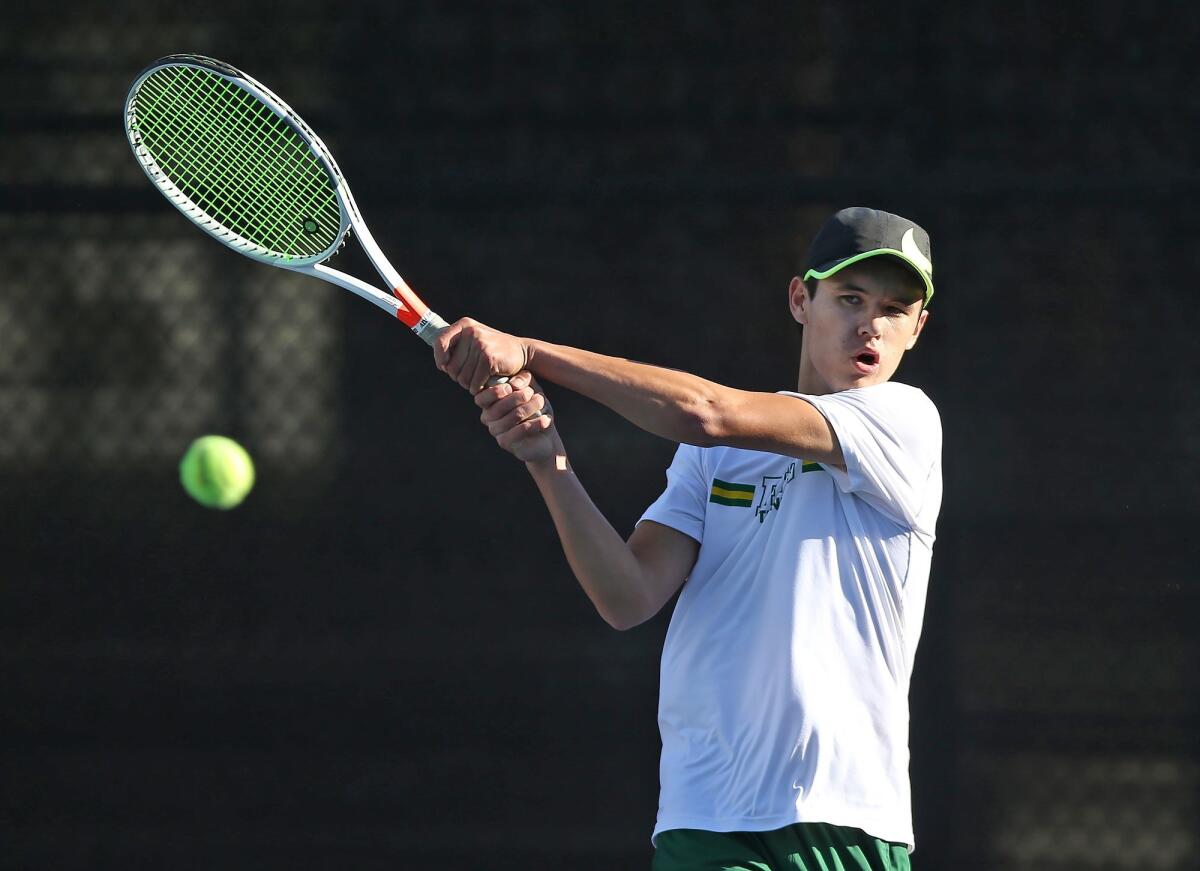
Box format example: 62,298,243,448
179,435,256,510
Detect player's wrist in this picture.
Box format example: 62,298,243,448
525,450,570,477
520,338,539,373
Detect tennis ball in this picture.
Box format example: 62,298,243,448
179,435,256,510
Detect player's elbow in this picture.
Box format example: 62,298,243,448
602,608,652,632
683,396,734,448
601,612,634,631
668,386,730,448
596,589,659,632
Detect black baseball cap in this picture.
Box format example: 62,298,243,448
803,207,934,305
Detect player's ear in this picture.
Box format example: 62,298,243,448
788,276,809,325
905,308,930,350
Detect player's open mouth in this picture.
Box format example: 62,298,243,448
853,350,880,373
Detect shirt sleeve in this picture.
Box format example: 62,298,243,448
637,442,708,544
793,382,942,531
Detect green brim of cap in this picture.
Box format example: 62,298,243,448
803,248,934,306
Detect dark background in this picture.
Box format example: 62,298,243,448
2,2,1199,869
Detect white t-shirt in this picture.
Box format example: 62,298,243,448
639,381,941,850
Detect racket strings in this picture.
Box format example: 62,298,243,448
138,67,335,255
132,65,342,259
138,67,336,256
162,73,329,251
136,72,288,243
138,75,297,247
135,76,326,258
185,72,338,245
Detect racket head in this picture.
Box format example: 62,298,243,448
125,54,355,267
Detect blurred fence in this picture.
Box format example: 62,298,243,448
2,3,1199,869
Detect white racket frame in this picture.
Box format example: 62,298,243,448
124,54,449,343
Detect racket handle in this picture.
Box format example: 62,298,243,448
412,309,451,345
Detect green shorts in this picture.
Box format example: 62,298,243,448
651,822,911,871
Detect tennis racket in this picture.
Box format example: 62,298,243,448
124,54,463,348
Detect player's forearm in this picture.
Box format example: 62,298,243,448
521,340,842,464
524,340,726,447
525,454,662,631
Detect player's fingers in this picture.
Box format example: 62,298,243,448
518,391,546,420
520,375,552,417
496,414,553,452
474,381,512,410
432,321,472,374
432,320,466,371
467,356,490,395
525,376,551,412
481,385,533,427
456,340,482,392
482,388,530,421
525,375,547,397
470,347,509,395
482,394,530,433
443,327,474,382
487,391,544,436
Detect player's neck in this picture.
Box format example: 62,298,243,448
795,346,834,395
795,363,833,395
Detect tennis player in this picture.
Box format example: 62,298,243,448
433,207,941,871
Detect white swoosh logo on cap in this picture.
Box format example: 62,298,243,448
901,228,932,276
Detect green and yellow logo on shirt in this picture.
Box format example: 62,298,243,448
709,478,756,507
711,463,824,514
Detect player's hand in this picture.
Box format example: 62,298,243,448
433,318,531,394
475,371,562,464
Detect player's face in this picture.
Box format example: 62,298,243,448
789,262,929,393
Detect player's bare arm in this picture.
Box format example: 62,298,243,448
477,373,699,630
436,322,845,466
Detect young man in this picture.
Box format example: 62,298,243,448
433,207,941,871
